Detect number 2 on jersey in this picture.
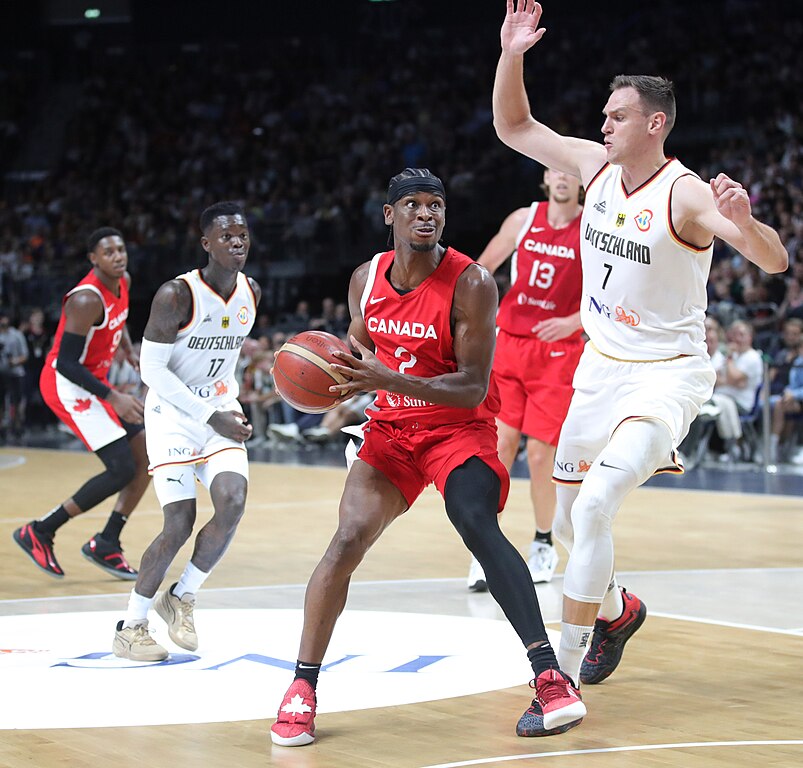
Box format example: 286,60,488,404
395,346,417,374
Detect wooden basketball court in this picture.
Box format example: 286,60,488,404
1,446,801,767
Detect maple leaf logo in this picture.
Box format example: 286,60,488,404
280,694,312,717
74,398,92,413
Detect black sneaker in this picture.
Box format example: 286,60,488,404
580,587,646,685
81,534,138,580
516,697,583,737
13,523,65,578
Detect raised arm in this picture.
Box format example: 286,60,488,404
330,263,499,409
673,174,788,275
494,0,605,185
477,207,529,274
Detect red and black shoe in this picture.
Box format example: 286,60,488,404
516,696,583,737
13,523,65,578
580,587,646,685
81,534,138,580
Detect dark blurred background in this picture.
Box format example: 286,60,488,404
0,0,800,447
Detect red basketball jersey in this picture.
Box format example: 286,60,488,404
360,247,500,426
495,202,583,340
45,269,130,381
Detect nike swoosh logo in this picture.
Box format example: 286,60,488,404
549,351,566,357
599,460,627,471
531,227,546,233
369,296,386,304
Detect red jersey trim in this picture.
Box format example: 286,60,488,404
198,268,239,304
620,157,675,198
667,174,714,253
586,163,610,193
245,277,258,312
149,445,246,472
176,275,196,334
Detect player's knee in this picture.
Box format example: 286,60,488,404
212,484,247,516
572,480,615,537
553,505,574,550
329,520,377,564
112,452,137,489
525,438,553,471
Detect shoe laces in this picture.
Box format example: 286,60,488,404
177,595,196,631
536,671,577,707
132,624,160,646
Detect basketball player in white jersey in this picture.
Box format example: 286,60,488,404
493,0,787,694
112,201,261,661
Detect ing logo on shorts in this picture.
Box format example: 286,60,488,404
555,459,592,474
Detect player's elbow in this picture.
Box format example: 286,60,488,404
461,382,489,409
763,251,789,275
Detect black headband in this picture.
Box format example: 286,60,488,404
386,176,446,205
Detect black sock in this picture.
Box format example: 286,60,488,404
535,530,553,546
527,641,558,678
100,512,128,544
34,506,70,536
294,660,321,689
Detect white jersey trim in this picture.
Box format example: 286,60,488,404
359,253,384,317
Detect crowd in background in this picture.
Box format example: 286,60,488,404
0,0,801,461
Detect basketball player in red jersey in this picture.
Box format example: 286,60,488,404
468,168,583,592
13,228,149,580
270,169,586,748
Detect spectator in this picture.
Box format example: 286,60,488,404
0,310,29,437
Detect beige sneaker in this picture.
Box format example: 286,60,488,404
155,584,198,651
113,620,168,661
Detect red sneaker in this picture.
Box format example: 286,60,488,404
270,679,317,747
580,587,646,685
12,524,64,578
535,668,586,730
81,534,138,580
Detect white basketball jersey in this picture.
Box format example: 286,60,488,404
580,159,713,361
162,269,256,408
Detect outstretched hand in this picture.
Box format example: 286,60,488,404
501,0,546,55
710,173,752,228
328,336,390,403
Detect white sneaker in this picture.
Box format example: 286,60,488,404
268,423,303,442
302,426,331,443
112,620,168,661
528,541,559,583
467,556,487,592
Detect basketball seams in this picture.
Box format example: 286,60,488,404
279,343,349,385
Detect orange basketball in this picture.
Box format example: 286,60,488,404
273,331,352,413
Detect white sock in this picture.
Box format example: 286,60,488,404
124,589,155,628
558,622,594,685
598,576,624,622
174,561,210,599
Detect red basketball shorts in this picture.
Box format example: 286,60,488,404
358,417,510,512
492,329,583,446
40,365,125,451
